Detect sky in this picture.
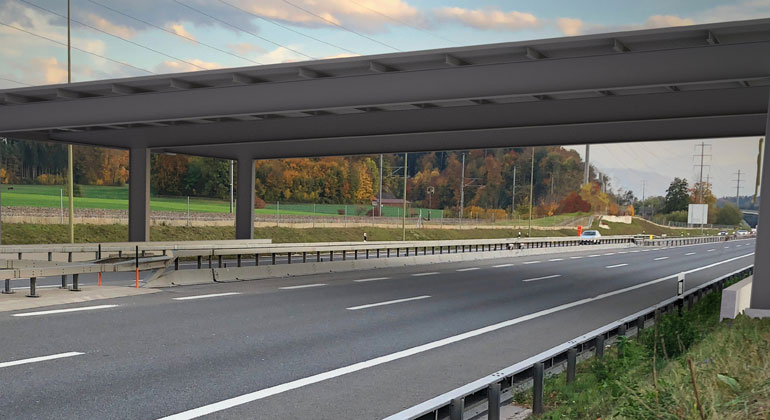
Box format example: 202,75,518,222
0,0,768,198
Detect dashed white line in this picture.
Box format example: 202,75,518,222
603,252,616,256
412,272,439,277
156,253,755,420
685,252,696,256
630,250,640,253
548,258,564,262
456,267,480,272
707,249,715,252
724,246,730,249
523,261,541,265
346,295,431,310
173,292,241,301
569,256,583,260
654,257,669,261
279,283,327,290
492,264,514,268
618,251,628,254
13,304,118,317
0,352,84,369
353,277,390,283
522,274,561,282
605,263,628,269
587,255,600,258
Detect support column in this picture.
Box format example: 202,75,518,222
751,119,770,310
236,158,255,240
128,148,150,242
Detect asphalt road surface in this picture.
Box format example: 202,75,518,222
0,239,755,419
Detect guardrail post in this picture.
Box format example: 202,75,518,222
98,244,102,260
303,252,307,263
365,249,368,259
27,277,38,298
329,251,334,261
595,334,605,359
397,248,400,257
618,322,626,337
355,250,359,260
449,397,464,420
175,258,179,271
218,255,223,268
237,254,242,268
3,279,13,294
343,250,347,261
17,252,21,260
197,256,202,269
316,251,320,262
71,273,80,292
272,253,277,265
566,347,577,384
406,248,409,257
487,382,501,420
432,246,435,255
376,249,380,258
48,252,52,262
636,316,645,338
208,255,212,269
532,362,545,415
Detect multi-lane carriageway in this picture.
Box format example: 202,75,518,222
0,239,755,419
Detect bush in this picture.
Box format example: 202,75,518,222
558,192,591,214
254,196,266,209
35,173,66,185
716,203,743,226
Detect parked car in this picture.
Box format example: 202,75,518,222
737,230,749,236
579,230,602,244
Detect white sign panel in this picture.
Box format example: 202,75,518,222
688,204,708,225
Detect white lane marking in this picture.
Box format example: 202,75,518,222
346,295,431,311
630,250,640,253
652,248,660,251
605,263,628,269
173,292,241,301
353,277,390,283
492,264,514,268
641,249,651,252
569,256,583,259
707,249,715,252
604,252,616,256
456,267,480,272
0,352,84,369
279,284,327,290
724,246,730,249
13,304,118,317
548,258,564,262
654,257,669,261
618,251,628,254
685,252,696,256
523,261,541,265
587,254,600,258
157,253,755,420
522,274,561,282
412,272,439,277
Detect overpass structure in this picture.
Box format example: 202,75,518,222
2,19,770,311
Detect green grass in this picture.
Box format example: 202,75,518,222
593,217,722,237
513,274,769,419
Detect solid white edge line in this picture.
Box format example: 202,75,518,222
279,284,327,290
412,272,439,277
173,292,241,301
156,252,755,420
353,277,391,283
346,295,431,311
13,304,119,317
0,352,84,369
456,268,480,272
605,264,628,269
522,274,561,282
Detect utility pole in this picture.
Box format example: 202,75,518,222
229,160,234,214
584,144,590,185
459,152,465,226
402,153,408,241
67,0,74,243
528,147,535,237
734,169,743,208
378,154,383,217
693,142,711,204
511,165,516,215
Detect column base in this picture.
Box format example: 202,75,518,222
744,308,770,319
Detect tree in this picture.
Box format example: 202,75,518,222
716,203,743,226
664,178,690,213
557,192,590,213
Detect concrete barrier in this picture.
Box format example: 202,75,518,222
150,242,636,287
720,276,753,320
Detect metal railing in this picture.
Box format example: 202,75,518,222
387,265,754,420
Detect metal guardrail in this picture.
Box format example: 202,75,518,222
387,265,754,420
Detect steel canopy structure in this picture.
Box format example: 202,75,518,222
2,18,770,310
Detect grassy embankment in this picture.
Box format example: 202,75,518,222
513,281,770,419
594,217,722,237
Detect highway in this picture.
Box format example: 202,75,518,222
0,239,755,420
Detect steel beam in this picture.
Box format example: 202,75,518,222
128,148,150,242
235,158,255,240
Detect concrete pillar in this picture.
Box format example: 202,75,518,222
129,148,150,242
751,103,770,312
236,158,255,240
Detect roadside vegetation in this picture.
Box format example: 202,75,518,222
592,217,721,237
513,281,770,419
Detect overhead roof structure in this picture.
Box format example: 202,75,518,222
1,18,770,159
2,18,770,313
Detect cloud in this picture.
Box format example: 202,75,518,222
228,42,264,56
322,52,361,59
166,23,196,41
694,0,770,23
556,17,583,36
155,58,223,73
434,7,540,31
85,13,136,39
643,15,695,28
37,57,67,84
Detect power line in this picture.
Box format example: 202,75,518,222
19,0,210,71
0,76,32,86
0,20,154,75
174,0,314,60
86,0,261,66
347,0,459,46
216,0,359,56
281,0,401,52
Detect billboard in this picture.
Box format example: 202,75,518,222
688,204,708,225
